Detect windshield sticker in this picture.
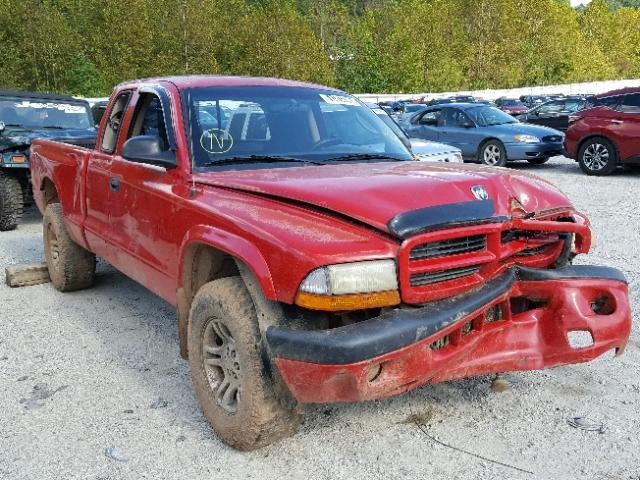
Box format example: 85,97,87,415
13,101,86,113
319,94,360,106
200,128,234,154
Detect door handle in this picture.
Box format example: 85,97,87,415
110,177,120,192
611,119,624,124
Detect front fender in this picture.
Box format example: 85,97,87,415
178,224,277,300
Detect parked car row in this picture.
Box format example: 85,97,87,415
374,86,640,176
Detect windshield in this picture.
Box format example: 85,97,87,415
466,106,519,126
0,97,92,129
187,86,412,168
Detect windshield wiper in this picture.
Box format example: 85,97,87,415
40,125,67,129
324,153,405,162
202,155,325,167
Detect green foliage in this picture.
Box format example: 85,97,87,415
0,0,638,95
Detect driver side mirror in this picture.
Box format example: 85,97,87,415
460,119,475,128
122,135,177,169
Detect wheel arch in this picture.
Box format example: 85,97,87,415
477,137,505,160
577,134,619,164
176,225,277,358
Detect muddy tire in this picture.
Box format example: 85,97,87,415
188,276,299,450
43,203,96,291
0,172,24,231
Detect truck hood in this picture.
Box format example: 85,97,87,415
0,127,97,153
194,162,572,236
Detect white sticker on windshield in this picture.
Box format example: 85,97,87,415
14,101,86,113
319,94,360,106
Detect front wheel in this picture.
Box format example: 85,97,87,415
526,157,550,165
578,138,617,176
478,140,507,167
0,172,24,231
188,276,299,450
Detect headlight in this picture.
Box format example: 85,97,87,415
297,260,400,311
514,134,540,143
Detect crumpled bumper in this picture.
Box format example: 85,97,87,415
266,265,632,404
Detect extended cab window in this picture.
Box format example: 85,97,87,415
101,92,131,153
126,93,170,151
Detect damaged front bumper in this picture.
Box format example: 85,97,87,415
266,265,632,403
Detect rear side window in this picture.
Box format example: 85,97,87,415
101,92,131,153
440,108,471,127
620,93,640,113
417,110,440,126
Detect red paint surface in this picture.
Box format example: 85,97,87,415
276,277,632,404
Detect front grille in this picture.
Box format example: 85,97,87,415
399,215,575,304
410,265,481,287
543,135,562,143
410,235,486,260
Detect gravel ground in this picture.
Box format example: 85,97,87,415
1,156,638,480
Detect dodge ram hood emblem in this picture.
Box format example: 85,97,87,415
471,185,489,200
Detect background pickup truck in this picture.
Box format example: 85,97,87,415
0,91,96,230
29,76,632,450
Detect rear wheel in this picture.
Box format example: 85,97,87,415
188,276,299,450
578,138,617,176
43,203,96,291
0,172,24,231
526,157,550,165
478,140,507,167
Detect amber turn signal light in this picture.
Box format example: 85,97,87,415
11,155,26,163
295,290,401,311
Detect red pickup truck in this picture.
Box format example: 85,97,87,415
29,76,632,450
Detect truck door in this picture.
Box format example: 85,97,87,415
84,91,131,259
106,89,180,301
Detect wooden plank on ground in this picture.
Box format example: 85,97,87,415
5,263,50,288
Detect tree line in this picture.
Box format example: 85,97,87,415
0,0,638,96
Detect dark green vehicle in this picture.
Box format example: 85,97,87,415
0,91,97,230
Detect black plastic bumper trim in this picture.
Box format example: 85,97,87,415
266,265,627,365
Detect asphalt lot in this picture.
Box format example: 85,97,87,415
1,156,639,480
